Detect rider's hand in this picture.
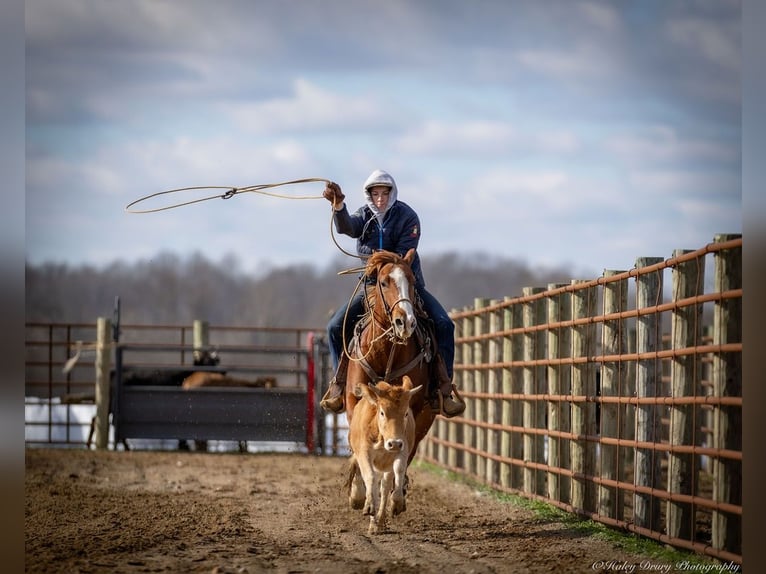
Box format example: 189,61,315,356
323,181,345,210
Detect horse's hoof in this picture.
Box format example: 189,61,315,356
350,498,364,510
363,503,374,516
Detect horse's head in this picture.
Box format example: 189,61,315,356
365,248,418,341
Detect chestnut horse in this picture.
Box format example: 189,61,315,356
344,248,437,512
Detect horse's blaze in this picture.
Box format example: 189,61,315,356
389,266,416,339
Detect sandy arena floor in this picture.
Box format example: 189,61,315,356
26,448,699,573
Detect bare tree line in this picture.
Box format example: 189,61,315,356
25,250,580,328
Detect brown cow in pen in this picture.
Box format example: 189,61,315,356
347,375,421,534
181,373,277,389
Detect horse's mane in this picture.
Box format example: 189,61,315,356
364,250,406,276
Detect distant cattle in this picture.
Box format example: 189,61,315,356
347,376,422,534
120,349,221,386
181,373,277,389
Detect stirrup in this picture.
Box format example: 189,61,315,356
437,383,466,418
320,377,345,414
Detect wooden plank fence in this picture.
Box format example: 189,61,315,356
420,234,742,565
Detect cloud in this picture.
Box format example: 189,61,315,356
665,15,740,73
577,1,621,34
223,78,386,135
626,168,740,200
396,120,581,157
24,0,742,276
606,125,740,167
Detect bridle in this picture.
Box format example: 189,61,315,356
352,263,430,383
373,268,416,343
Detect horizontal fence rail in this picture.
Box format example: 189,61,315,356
420,234,742,565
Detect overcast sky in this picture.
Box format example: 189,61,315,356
25,0,742,278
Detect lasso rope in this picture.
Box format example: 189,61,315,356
124,178,332,213
124,177,364,260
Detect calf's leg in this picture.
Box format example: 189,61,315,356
370,470,394,534
391,454,409,515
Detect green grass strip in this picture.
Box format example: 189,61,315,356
414,460,723,567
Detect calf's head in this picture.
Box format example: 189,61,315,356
358,376,422,452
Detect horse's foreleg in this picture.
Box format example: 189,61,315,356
345,456,365,510
349,463,365,510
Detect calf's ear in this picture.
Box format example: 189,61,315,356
359,383,378,405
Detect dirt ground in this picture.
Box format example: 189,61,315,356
26,448,687,574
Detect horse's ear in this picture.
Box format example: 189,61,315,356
404,248,416,265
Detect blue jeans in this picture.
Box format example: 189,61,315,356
326,286,455,379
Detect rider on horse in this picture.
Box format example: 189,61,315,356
320,169,465,418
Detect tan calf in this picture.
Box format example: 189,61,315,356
348,376,422,534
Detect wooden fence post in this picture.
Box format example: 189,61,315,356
701,325,714,473
193,319,210,352
93,317,112,450
711,234,742,554
500,297,522,489
461,305,475,472
621,327,637,518
447,307,463,470
667,250,704,539
570,280,597,512
633,257,664,531
473,298,489,478
546,283,569,503
522,287,546,496
598,270,628,518
486,299,502,485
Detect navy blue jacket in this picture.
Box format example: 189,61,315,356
333,200,426,288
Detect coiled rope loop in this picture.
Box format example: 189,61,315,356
124,177,363,260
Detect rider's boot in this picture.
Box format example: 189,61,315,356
320,353,349,414
430,354,466,418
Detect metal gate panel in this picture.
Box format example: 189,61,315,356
114,386,307,443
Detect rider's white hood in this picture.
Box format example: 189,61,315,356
363,169,398,222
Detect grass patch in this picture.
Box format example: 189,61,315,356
414,460,724,568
